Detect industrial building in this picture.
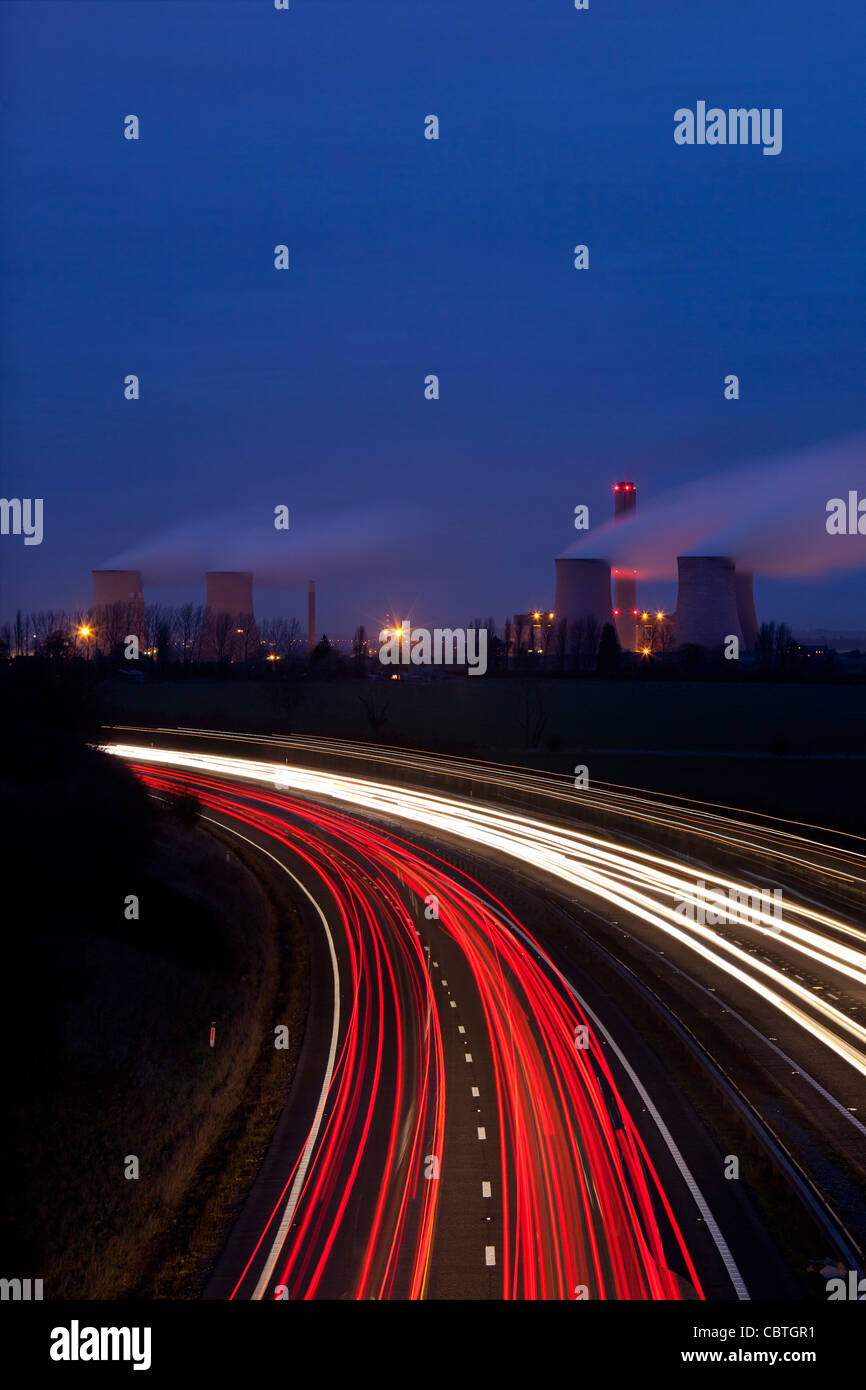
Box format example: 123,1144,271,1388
91,569,145,654
201,571,259,662
673,556,743,650
552,558,612,640
549,481,761,658
612,482,638,650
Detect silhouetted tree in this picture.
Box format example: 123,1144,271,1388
596,623,621,675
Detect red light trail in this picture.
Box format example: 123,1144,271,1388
133,763,704,1301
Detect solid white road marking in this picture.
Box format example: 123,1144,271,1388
201,817,341,1304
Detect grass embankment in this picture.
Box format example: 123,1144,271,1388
2,713,309,1299
101,675,865,834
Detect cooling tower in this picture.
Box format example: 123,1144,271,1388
92,570,144,653
554,558,612,634
203,571,259,662
206,571,254,616
735,569,760,650
92,569,143,610
673,557,743,651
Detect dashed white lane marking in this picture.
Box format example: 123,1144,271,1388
482,1181,492,1198
477,1126,487,1140
450,1001,457,1008
485,1246,496,1267
465,1053,473,1062
458,1025,466,1034
441,979,448,986
471,1086,480,1097
493,905,753,1301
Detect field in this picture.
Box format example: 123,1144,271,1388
100,675,865,834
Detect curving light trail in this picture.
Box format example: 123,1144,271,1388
107,743,866,1084
131,760,711,1301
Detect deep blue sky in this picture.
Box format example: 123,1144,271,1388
1,0,864,636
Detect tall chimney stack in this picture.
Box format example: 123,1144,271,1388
612,482,637,651
307,580,316,655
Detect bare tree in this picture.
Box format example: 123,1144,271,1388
352,624,369,675
519,681,548,747
358,689,390,737
94,600,136,657
583,617,601,671
236,611,258,663
512,614,528,670
209,611,234,664
503,618,513,669
144,603,174,662
176,603,204,667
553,617,568,671
650,616,673,660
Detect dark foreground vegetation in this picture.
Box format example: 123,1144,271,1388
0,663,308,1297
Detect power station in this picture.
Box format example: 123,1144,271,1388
85,475,762,667
550,483,761,656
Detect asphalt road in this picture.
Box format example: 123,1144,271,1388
108,743,831,1300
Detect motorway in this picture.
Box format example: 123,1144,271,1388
103,730,866,1299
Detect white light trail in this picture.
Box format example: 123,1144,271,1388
105,743,866,1080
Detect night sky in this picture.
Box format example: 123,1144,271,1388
1,0,864,636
